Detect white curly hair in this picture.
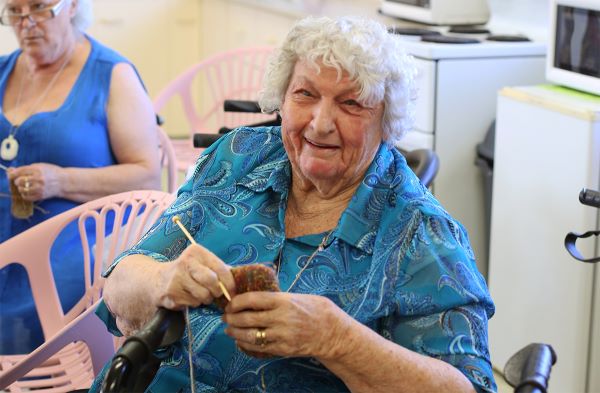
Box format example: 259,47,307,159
258,16,417,146
71,0,93,32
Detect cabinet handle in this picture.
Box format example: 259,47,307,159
97,17,124,26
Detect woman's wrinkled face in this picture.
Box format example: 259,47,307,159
280,59,384,192
5,0,74,61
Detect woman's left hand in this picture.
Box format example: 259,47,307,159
7,163,63,202
223,292,353,360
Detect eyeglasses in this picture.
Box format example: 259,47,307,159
0,0,67,26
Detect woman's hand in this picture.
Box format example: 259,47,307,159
7,163,63,202
222,292,353,360
154,244,237,310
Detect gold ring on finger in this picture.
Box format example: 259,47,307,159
255,328,267,347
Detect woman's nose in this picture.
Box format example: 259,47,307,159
312,100,335,134
19,14,37,28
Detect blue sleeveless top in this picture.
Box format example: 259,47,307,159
0,36,132,354
0,35,123,239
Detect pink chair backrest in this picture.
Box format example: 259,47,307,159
153,46,274,136
157,126,177,193
0,190,175,340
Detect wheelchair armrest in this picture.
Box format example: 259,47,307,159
224,99,262,113
398,148,439,188
101,308,185,393
504,343,557,393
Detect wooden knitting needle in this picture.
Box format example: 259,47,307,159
172,215,232,302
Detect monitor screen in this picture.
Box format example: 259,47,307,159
554,5,600,78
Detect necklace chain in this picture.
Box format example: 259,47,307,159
279,230,333,292
1,52,72,161
260,230,333,391
9,52,72,136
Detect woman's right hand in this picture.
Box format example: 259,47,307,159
155,243,236,310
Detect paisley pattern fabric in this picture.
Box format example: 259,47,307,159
92,126,496,393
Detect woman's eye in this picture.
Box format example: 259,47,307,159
343,99,360,106
31,2,46,10
300,90,312,97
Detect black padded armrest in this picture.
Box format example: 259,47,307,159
504,343,557,393
223,100,262,113
399,148,439,188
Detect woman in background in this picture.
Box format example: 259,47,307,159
0,0,160,353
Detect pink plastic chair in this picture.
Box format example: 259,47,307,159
0,190,175,392
157,126,177,193
153,46,274,175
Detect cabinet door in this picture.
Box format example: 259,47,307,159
88,0,170,97
167,0,201,78
412,57,435,134
489,90,600,393
199,0,295,56
88,0,202,138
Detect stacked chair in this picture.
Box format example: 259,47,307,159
153,47,275,177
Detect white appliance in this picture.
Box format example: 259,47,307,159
546,0,600,96
488,85,600,392
380,0,490,25
391,27,547,278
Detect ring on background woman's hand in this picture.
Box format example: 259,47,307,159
255,328,267,347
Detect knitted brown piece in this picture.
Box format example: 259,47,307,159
215,263,280,358
214,264,280,309
10,180,33,219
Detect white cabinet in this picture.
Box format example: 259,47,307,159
87,0,201,138
488,85,600,393
397,46,547,279
199,0,298,56
88,0,200,98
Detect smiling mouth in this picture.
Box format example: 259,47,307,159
305,138,338,149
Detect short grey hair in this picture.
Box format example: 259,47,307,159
258,16,417,146
71,0,93,32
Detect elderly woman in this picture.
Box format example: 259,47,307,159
0,0,160,353
94,16,496,393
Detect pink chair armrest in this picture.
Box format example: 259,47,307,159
0,300,115,390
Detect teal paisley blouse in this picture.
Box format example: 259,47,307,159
92,126,496,393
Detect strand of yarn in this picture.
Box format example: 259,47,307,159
186,307,196,393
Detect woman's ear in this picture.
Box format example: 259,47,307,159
69,0,78,19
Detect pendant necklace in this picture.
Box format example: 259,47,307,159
0,52,71,161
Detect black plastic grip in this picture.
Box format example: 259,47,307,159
579,188,600,208
504,343,557,393
223,99,262,113
101,308,184,393
193,133,223,148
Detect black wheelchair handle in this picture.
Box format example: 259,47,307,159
193,133,223,148
101,308,185,393
504,343,557,393
579,188,600,208
223,99,262,113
